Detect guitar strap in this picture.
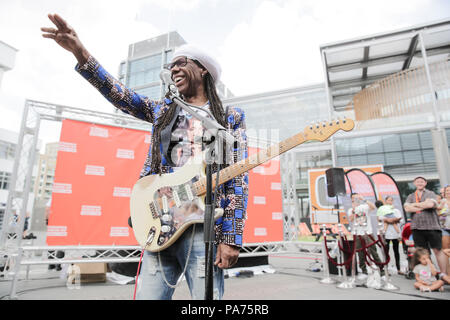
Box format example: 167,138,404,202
160,105,181,167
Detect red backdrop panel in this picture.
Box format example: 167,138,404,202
48,120,283,245
243,147,283,244
47,119,150,245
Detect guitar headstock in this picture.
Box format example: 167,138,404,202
303,118,354,142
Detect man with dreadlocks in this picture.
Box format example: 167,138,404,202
41,14,248,300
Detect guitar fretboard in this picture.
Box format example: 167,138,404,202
192,131,307,196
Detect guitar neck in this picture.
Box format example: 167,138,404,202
193,131,306,196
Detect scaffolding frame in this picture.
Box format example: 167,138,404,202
0,99,293,299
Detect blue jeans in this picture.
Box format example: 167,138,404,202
136,224,224,300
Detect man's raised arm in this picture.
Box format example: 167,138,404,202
41,14,159,123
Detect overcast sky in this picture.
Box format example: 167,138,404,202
0,0,449,145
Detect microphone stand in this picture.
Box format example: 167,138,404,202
164,84,235,300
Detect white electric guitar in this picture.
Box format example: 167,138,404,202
130,118,354,252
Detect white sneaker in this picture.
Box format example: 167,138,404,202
381,275,387,282
357,273,368,281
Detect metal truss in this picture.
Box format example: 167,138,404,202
1,241,322,271
239,241,321,258
0,99,292,299
19,246,143,266
0,99,154,299
280,152,300,241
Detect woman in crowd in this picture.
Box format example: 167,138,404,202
437,185,450,276
377,196,404,275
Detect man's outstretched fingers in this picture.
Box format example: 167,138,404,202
41,27,57,34
48,13,64,30
54,14,70,30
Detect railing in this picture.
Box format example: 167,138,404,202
350,59,450,124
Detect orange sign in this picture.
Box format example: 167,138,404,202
308,165,383,225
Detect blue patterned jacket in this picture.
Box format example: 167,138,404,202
75,56,249,247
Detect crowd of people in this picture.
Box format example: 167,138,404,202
349,176,450,293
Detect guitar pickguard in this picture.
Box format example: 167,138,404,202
151,176,205,247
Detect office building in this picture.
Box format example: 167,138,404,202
116,31,233,106
224,18,450,221
0,40,17,88
33,142,58,204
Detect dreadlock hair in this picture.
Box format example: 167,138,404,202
150,63,226,174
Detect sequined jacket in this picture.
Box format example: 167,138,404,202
75,56,249,247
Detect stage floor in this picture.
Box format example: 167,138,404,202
1,252,449,300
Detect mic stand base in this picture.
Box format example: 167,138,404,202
382,281,399,291
319,225,336,285
320,278,336,284
336,279,356,289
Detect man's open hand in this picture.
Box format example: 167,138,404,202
41,14,89,65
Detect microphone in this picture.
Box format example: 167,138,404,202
160,69,178,96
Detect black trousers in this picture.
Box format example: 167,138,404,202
385,239,400,271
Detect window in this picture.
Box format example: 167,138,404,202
336,130,437,176
136,86,162,101
0,141,16,160
385,152,403,165
400,133,420,151
127,54,162,88
0,171,11,190
382,134,401,152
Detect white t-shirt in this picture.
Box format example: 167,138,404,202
169,105,213,170
413,264,437,285
348,203,374,235
379,208,404,240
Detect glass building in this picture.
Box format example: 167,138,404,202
223,19,450,227
117,31,185,102
117,31,234,104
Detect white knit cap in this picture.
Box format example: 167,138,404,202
172,44,222,84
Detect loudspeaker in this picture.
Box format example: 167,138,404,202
325,168,346,197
